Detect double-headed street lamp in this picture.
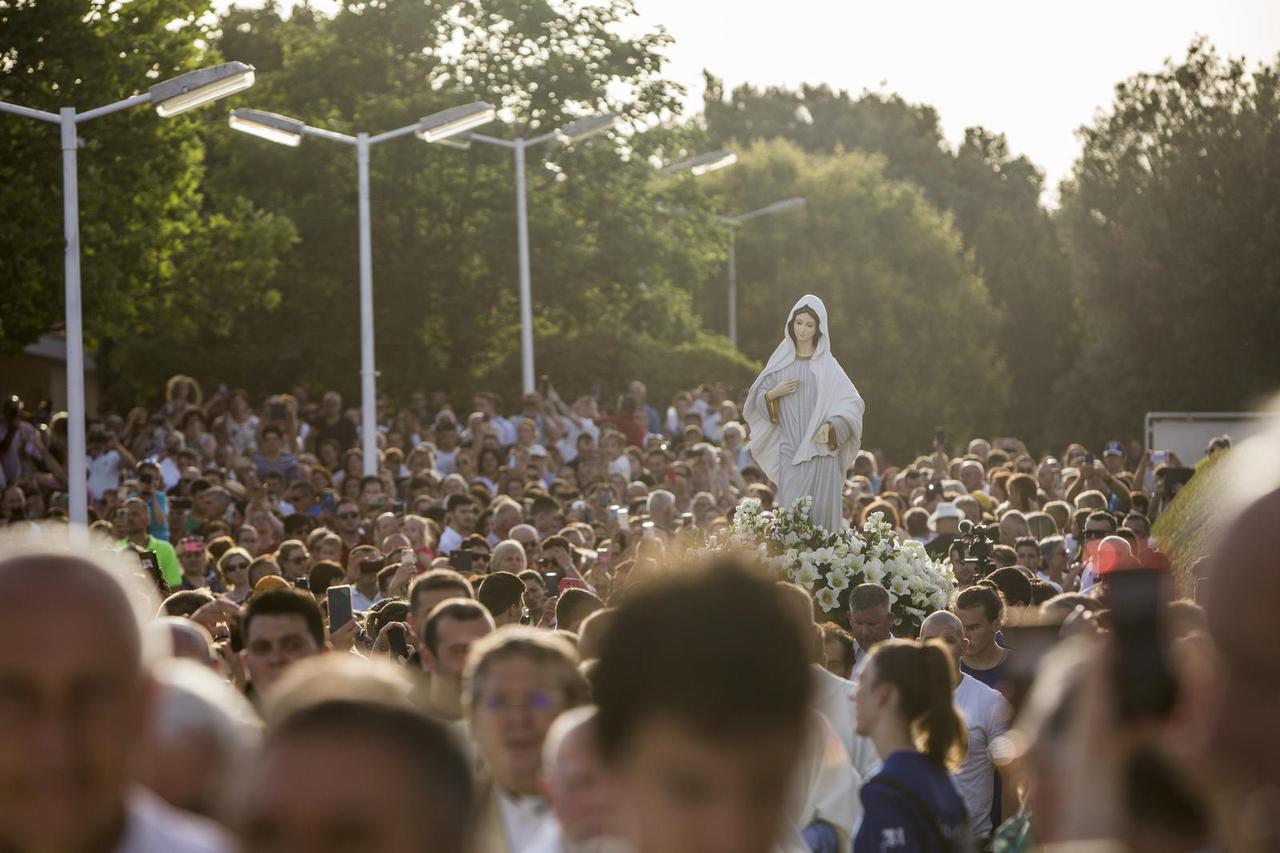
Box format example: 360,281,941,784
229,102,495,475
661,147,738,177
437,114,619,395
656,148,804,346
717,198,807,345
0,61,257,530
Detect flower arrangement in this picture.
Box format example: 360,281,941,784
725,496,957,636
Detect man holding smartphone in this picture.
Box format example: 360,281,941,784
345,545,384,611
116,497,182,587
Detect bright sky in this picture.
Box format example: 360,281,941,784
242,0,1278,196
625,0,1280,194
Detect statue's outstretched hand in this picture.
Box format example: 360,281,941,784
766,378,801,401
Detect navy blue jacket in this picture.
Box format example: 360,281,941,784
854,751,969,852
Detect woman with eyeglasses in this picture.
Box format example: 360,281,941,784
465,629,590,853
217,547,254,604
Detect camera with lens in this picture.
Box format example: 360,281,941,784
957,519,997,577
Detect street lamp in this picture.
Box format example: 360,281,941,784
431,113,619,394
718,198,806,345
0,61,257,532
229,101,495,475
661,148,738,176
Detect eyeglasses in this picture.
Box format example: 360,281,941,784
481,690,560,715
1082,529,1110,540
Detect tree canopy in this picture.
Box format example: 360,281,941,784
702,77,1075,445
699,139,1008,459
1052,40,1280,445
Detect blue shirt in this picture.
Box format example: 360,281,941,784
855,751,969,853
960,658,1009,692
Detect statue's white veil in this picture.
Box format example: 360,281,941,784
743,294,865,485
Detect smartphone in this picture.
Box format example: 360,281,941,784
681,512,694,528
542,571,560,592
386,624,408,659
595,547,610,572
138,550,162,580
559,578,586,594
268,400,288,422
641,520,655,539
449,549,473,574
1002,622,1064,714
1149,450,1169,466
170,496,192,511
1110,569,1178,722
616,507,629,529
327,584,354,634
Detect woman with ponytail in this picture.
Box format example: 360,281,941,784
852,639,972,852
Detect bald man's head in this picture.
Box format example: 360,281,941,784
541,706,620,843
919,609,967,670
0,543,153,851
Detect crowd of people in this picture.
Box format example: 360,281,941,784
0,375,1275,853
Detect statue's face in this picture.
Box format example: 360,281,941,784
792,311,817,344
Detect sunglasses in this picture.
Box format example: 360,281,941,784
224,562,249,572
1082,529,1110,540
337,511,359,520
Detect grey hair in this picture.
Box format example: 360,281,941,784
1038,535,1066,564
647,490,675,516
849,582,891,612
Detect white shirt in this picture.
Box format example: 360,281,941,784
87,450,123,501
1035,571,1064,593
437,525,464,556
786,709,862,852
351,587,382,612
1079,559,1100,592
497,789,554,852
435,448,457,477
118,788,232,853
952,672,1012,837
606,455,631,480
809,664,880,782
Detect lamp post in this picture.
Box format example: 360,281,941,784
717,198,806,345
437,114,618,394
0,62,257,532
229,102,495,475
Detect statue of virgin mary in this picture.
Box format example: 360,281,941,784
744,295,865,533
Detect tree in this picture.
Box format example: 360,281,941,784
186,0,746,408
702,76,1075,445
699,139,1008,460
0,0,293,378
1052,40,1280,445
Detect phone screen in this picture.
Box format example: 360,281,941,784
327,584,354,634
1110,569,1178,721
449,550,473,574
